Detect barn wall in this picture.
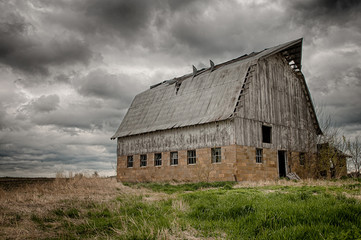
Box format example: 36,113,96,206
117,145,237,182
117,119,235,156
234,145,279,181
117,144,284,182
235,53,317,152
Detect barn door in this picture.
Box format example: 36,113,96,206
278,151,287,178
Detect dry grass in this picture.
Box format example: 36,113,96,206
0,176,131,240
1,177,360,239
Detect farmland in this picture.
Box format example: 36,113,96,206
1,177,361,239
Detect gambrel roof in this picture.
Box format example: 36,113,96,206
112,38,321,139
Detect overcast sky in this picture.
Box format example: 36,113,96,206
0,0,360,177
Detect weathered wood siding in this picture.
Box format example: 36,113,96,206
117,120,235,156
235,53,317,151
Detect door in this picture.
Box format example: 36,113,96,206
278,151,287,178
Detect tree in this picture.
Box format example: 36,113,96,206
345,136,361,177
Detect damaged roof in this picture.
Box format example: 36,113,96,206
112,38,321,139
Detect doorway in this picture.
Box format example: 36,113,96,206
278,151,287,178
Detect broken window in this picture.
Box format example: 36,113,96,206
256,148,263,163
211,148,222,163
187,150,196,165
140,154,147,167
299,152,305,166
127,155,133,168
170,152,178,166
154,153,162,166
262,125,272,143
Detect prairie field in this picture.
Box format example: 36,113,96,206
1,177,361,239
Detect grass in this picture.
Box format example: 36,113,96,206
181,188,361,239
123,181,237,194
1,177,361,239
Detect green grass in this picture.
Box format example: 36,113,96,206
180,188,361,239
23,180,361,239
58,196,176,239
123,181,237,194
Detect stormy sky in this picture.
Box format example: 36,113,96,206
0,0,360,177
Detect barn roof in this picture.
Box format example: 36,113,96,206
112,38,321,139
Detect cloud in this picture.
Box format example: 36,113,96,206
24,94,60,113
0,1,93,78
42,0,158,43
286,0,361,36
76,69,145,103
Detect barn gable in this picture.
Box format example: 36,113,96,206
111,38,321,140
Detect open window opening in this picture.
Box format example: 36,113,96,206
262,125,272,143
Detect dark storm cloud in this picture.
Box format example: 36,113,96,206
0,2,93,76
287,0,361,29
85,0,155,37
43,0,158,41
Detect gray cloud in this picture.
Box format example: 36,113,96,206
24,94,60,113
289,0,361,23
0,1,93,78
76,69,144,103
286,0,361,39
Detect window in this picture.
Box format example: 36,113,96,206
299,152,305,166
127,155,133,168
170,152,178,166
211,148,222,163
140,154,147,167
256,148,263,163
154,153,162,166
187,150,196,165
262,125,272,143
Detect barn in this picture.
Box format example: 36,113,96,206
111,38,323,182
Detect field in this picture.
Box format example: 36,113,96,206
1,177,361,239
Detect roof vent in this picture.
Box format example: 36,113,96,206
192,65,197,77
210,60,215,71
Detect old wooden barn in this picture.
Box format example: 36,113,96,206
112,38,323,182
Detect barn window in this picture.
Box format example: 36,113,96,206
256,148,263,163
299,152,305,166
187,150,196,165
154,153,162,166
140,154,147,167
170,152,178,166
262,125,272,143
211,148,221,163
127,156,133,168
